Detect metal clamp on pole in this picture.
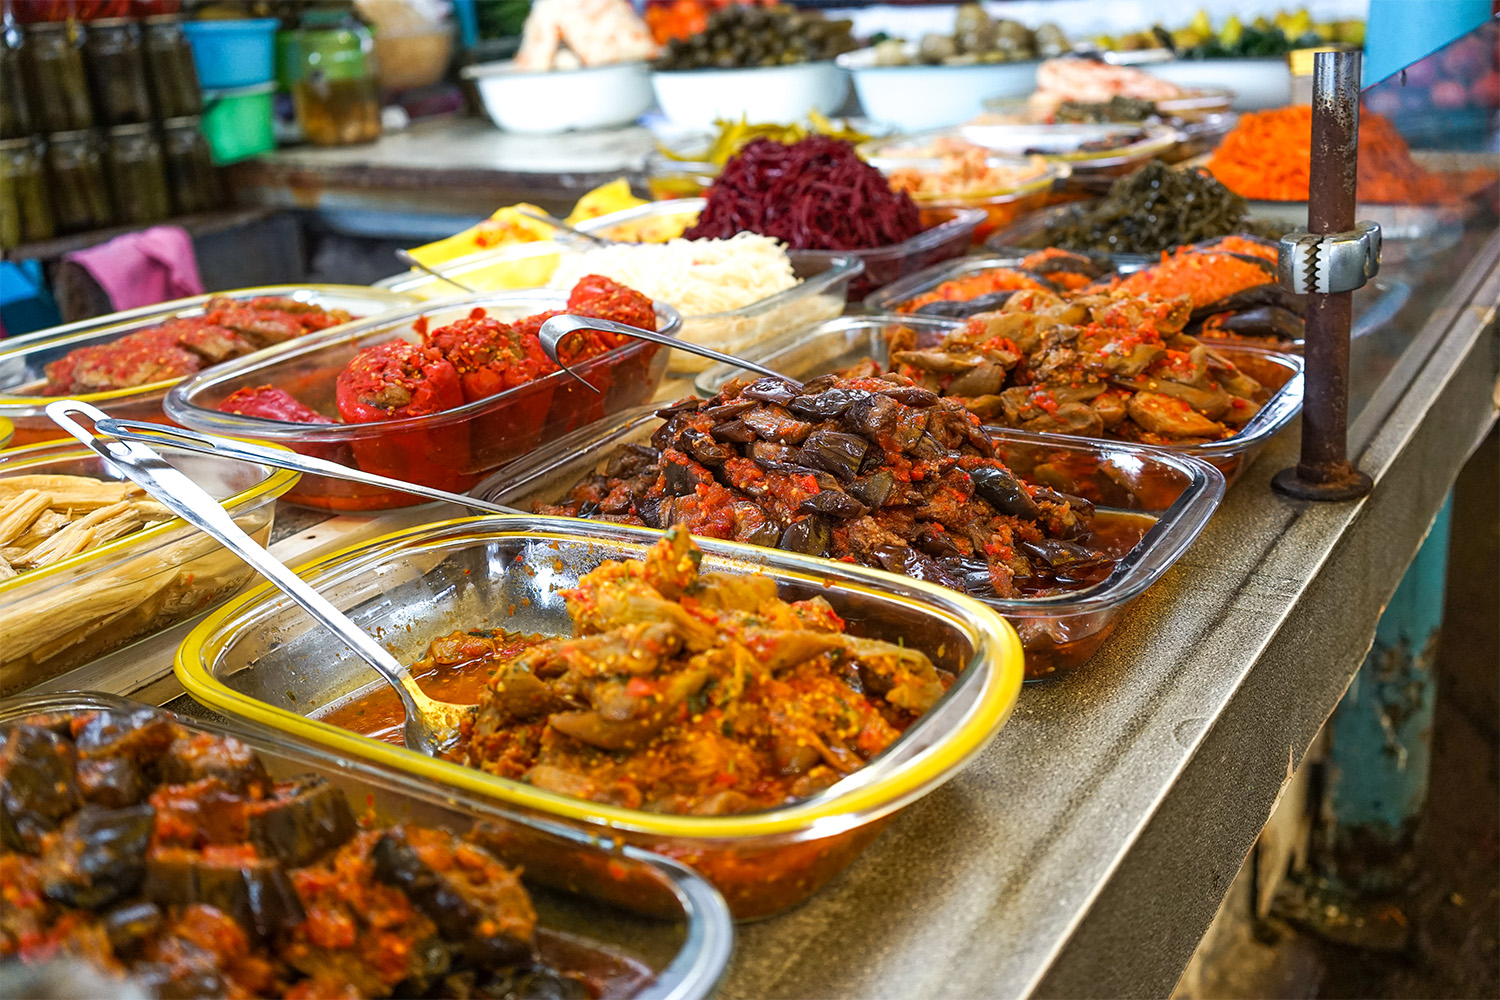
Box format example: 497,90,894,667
1271,48,1375,503
1277,220,1382,294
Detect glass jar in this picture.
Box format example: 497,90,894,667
83,17,153,126
20,21,93,133
160,115,222,215
0,137,55,249
143,14,203,119
45,128,113,233
2,30,35,140
104,122,171,225
289,6,382,147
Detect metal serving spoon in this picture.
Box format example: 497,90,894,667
537,314,801,389
46,399,473,757
395,248,478,294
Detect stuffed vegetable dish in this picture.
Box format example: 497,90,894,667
0,705,598,999
38,297,358,396
537,379,1144,602
323,531,953,817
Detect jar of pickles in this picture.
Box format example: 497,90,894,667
288,5,382,147
83,18,153,126
143,15,203,120
104,123,171,225
0,137,55,249
45,129,113,234
20,21,92,133
161,116,222,215
2,30,34,140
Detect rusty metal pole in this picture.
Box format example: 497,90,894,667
1273,48,1375,501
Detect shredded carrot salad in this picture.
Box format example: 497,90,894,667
1207,105,1458,204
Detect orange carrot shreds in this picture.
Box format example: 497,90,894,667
1113,249,1274,308
1206,105,1458,204
900,268,1056,313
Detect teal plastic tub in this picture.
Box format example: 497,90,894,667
183,18,279,89
201,82,276,164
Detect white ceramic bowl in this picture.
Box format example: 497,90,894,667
462,59,653,132
1143,57,1292,111
650,61,849,128
839,45,1039,131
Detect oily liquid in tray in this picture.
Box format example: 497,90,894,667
320,629,537,747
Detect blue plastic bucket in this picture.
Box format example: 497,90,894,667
182,18,279,90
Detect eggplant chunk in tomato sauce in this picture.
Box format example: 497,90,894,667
323,531,956,818
0,706,591,1000
541,374,1133,600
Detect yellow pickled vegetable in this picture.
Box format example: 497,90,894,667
564,178,647,224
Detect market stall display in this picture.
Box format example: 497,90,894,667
0,439,295,695
0,692,734,999
164,288,682,510
0,286,416,448
176,515,1025,916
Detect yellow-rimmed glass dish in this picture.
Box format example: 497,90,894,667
1,437,298,694
176,515,1025,919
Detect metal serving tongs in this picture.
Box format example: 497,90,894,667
537,314,802,389
46,399,476,757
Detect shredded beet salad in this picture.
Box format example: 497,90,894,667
683,136,924,251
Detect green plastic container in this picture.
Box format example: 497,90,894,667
200,81,276,164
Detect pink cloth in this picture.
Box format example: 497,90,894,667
65,225,204,312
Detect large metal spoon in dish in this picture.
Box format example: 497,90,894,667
68,416,523,516
537,314,800,388
45,399,473,756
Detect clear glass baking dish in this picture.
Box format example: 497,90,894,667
0,691,734,999
691,313,1303,487
175,515,1025,919
163,294,681,512
472,410,1224,681
0,285,420,449
0,438,297,695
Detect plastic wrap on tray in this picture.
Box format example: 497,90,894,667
175,516,1025,917
0,286,418,448
162,294,680,512
471,408,1224,679
0,691,733,997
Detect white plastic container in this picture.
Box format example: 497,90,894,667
462,59,653,132
650,61,849,128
